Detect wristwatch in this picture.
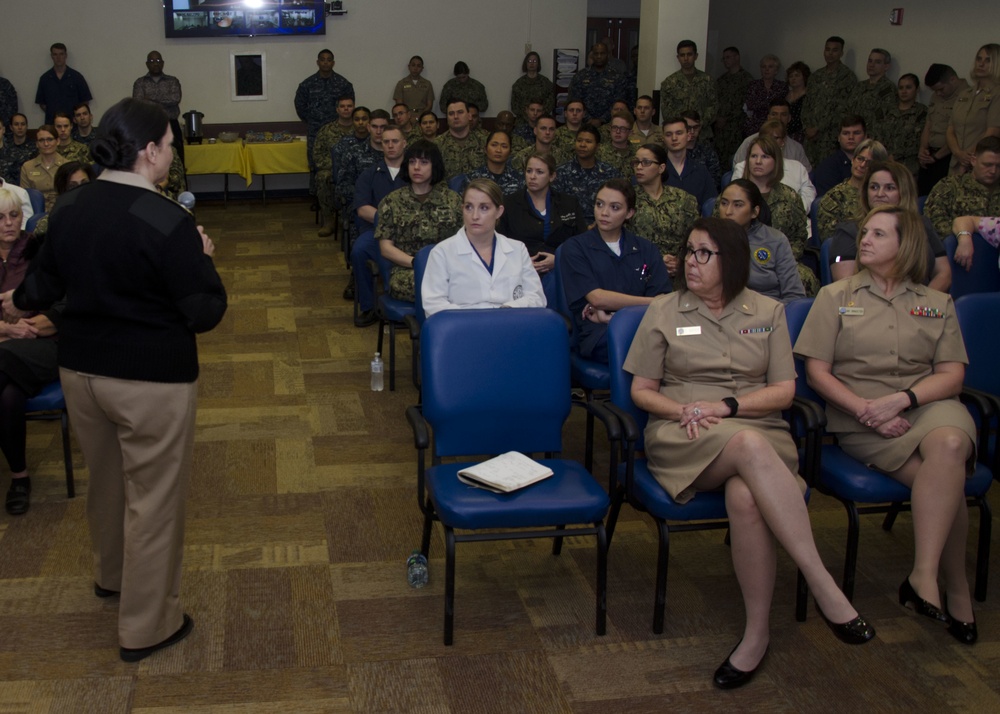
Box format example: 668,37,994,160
722,397,739,418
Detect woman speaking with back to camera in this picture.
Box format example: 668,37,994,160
4,98,227,663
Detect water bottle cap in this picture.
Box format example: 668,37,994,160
374,352,381,358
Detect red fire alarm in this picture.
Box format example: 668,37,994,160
889,8,904,25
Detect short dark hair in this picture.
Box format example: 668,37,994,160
723,179,773,226
521,51,541,73
675,217,750,304
352,106,371,119
577,125,601,144
369,109,390,122
392,102,409,113
409,55,423,64
90,98,169,171
535,113,556,125
787,61,811,85
50,43,67,52
871,48,891,64
899,73,920,89
453,61,469,76
72,102,91,114
722,46,740,55
826,36,845,48
597,178,636,211
841,114,867,132
524,151,556,174
680,109,702,123
486,129,512,146
924,64,956,86
418,110,437,124
401,139,446,185
11,113,27,123
677,40,697,54
54,161,95,194
53,112,72,122
317,49,333,59
466,102,480,114
662,115,687,130
446,99,468,113
565,99,585,111
637,142,668,166
975,136,1000,155
768,98,791,110
637,94,654,105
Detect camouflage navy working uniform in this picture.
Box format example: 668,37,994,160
816,180,860,242
552,158,622,224
801,63,857,167
660,70,717,141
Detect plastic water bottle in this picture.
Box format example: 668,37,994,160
370,352,384,391
406,550,428,588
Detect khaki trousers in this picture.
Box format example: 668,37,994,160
61,369,198,649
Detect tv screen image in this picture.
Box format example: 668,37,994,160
164,1,326,38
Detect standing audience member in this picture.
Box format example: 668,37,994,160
848,48,896,142
6,97,227,662
132,52,184,159
312,97,356,237
19,125,68,211
785,62,810,143
884,74,928,177
511,52,555,120
0,114,37,185
439,62,489,115
918,64,969,195
714,46,753,167
35,43,92,125
744,55,788,138
660,40,717,142
802,36,858,167
393,56,434,115
294,49,355,198
946,44,1000,175
816,139,889,240
925,136,1000,238
0,71,16,130
568,42,629,126
553,125,621,225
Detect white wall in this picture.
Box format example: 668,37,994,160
587,0,641,19
706,0,995,104
0,0,587,126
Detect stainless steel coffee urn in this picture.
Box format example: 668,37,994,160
183,110,205,144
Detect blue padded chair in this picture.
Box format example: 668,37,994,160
403,245,434,392
552,245,611,473
784,298,992,602
26,212,45,235
819,239,834,286
956,293,1000,476
447,174,467,194
406,308,612,645
603,305,811,633
720,170,733,188
25,380,74,498
25,188,45,216
917,195,927,214
376,255,416,392
809,196,821,247
700,196,716,218
944,233,1000,300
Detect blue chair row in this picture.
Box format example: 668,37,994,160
25,380,75,499
944,232,1000,300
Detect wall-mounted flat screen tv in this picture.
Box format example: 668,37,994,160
164,1,326,38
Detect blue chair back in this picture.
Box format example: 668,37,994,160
809,196,821,247
917,195,927,214
956,293,1000,397
944,233,1000,299
412,244,434,328
26,188,45,215
819,239,834,286
606,305,650,449
26,212,45,234
421,308,570,457
783,297,823,404
447,174,467,194
700,196,716,218
720,170,733,188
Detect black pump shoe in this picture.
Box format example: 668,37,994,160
946,613,978,645
899,578,948,622
713,642,768,690
816,601,876,644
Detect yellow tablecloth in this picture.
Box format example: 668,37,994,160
184,142,250,184
244,141,309,186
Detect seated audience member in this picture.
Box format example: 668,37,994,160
560,178,670,363
946,44,1000,175
0,175,32,229
514,100,545,143
661,117,715,208
512,114,557,171
719,179,805,303
392,103,417,140
417,111,439,141
467,104,490,143
435,100,486,180
682,110,722,189
828,160,949,291
744,55,788,137
796,204,976,647
812,115,868,196
0,189,61,516
499,152,585,295
817,139,889,240
19,125,69,211
72,103,98,145
630,95,663,145
53,113,90,164
422,179,545,316
918,64,968,195
597,109,636,177
785,61,810,143
336,109,389,213
553,99,586,162
511,52,555,122
626,215,873,690
553,125,621,225
0,114,38,184
462,130,524,196
951,215,1000,271
733,119,816,212
883,74,928,177
629,143,700,278
30,161,95,240
492,110,528,153
925,136,1000,238
733,99,811,170
439,61,489,115
599,100,631,144
349,124,408,327
377,140,463,303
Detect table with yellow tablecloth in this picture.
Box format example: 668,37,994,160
183,140,309,203
184,142,250,184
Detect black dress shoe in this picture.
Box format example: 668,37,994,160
816,601,876,644
5,479,30,516
354,309,378,328
944,602,978,645
899,577,948,622
713,642,767,690
342,280,355,301
94,583,120,598
120,614,194,663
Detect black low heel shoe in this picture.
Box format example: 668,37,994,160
713,642,768,690
946,610,978,645
816,601,876,644
898,578,948,622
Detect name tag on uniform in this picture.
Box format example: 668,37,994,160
676,326,701,336
838,307,864,316
739,326,772,334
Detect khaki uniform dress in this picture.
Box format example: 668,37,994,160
624,289,800,503
793,272,975,472
949,79,1000,173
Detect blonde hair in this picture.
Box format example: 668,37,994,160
856,205,927,283
859,160,918,215
464,178,503,207
747,134,784,186
0,188,21,215
973,43,1000,84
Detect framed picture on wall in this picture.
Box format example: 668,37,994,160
231,52,267,101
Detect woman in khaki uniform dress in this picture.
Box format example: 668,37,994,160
795,205,978,646
625,217,874,690
947,44,1000,174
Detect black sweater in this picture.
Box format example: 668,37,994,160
14,181,227,382
498,189,587,256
